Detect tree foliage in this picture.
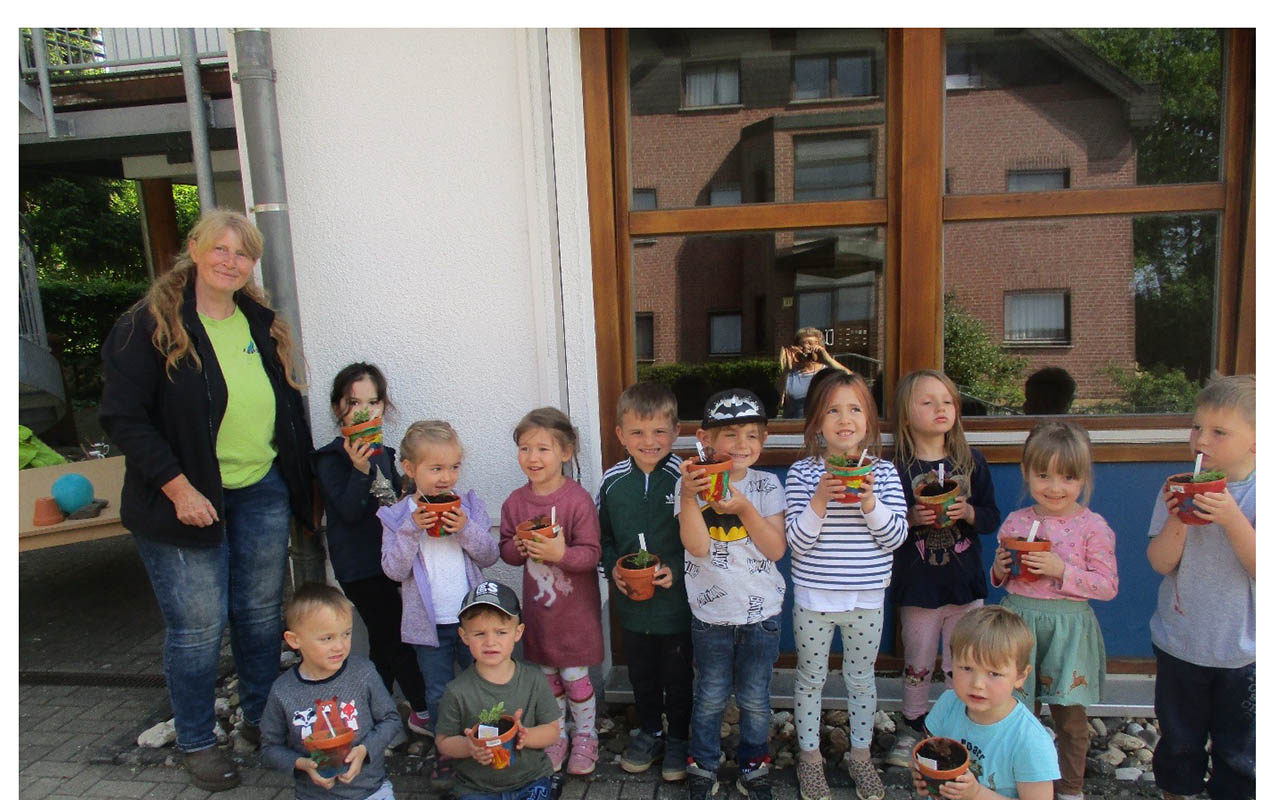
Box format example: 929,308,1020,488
942,292,1028,411
38,277,149,407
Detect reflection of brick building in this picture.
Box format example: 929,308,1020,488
629,29,1153,405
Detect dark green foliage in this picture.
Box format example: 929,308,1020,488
942,293,1027,411
38,278,149,408
638,358,782,419
1091,364,1201,415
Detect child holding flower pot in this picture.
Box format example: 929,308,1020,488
499,408,603,775
378,420,498,775
1146,375,1255,800
886,370,1001,769
990,422,1117,800
910,605,1058,799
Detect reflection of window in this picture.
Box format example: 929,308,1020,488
635,313,654,361
1005,291,1070,345
1007,169,1069,192
708,312,742,355
945,43,981,89
632,188,657,209
793,53,875,100
684,62,739,107
709,185,741,206
794,134,875,202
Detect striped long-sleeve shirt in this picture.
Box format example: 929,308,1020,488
785,456,909,593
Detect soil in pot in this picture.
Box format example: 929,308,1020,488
468,714,518,769
616,553,660,601
912,737,970,796
516,515,560,563
825,456,876,504
417,492,462,537
916,479,962,528
695,455,733,503
1165,471,1228,526
1001,537,1053,582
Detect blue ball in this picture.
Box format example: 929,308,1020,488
51,473,94,514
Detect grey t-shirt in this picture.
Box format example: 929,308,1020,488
1147,472,1255,668
436,660,560,795
260,655,405,800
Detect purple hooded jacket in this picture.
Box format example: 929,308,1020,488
378,489,499,646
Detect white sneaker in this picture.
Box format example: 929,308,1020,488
884,732,917,769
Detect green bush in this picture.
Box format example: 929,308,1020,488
942,292,1028,411
638,358,783,419
1088,363,1201,414
39,278,149,407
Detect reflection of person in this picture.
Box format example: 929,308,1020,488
99,210,315,793
779,327,851,418
1022,366,1075,415
260,584,404,799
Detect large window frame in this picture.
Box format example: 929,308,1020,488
582,29,1254,468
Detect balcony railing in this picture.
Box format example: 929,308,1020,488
19,27,227,79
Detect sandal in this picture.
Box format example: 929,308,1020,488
796,758,831,800
847,757,885,800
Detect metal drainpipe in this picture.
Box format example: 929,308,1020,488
30,28,59,139
179,29,217,209
231,28,325,588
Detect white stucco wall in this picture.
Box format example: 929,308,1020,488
254,29,600,592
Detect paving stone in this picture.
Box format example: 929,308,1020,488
561,777,590,800
585,779,623,800
140,783,187,800
18,776,65,800
82,779,154,798
20,760,87,779
54,763,115,795
620,780,654,799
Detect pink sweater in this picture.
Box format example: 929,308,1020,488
499,479,604,667
992,506,1119,601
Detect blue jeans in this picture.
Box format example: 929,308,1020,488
414,623,474,732
456,775,552,800
133,464,292,751
689,614,781,768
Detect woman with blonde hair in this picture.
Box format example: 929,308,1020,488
779,327,851,418
100,209,314,793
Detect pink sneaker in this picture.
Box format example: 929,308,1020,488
566,732,598,776
545,736,569,772
407,710,433,737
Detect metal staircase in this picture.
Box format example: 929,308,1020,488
18,230,66,434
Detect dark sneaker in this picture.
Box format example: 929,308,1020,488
736,759,772,800
662,736,689,781
621,730,664,773
687,760,719,800
236,720,261,749
183,745,241,792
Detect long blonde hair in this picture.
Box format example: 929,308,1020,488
892,369,973,476
143,210,304,389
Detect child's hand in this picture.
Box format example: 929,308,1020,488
911,766,929,796
679,459,712,500
1191,489,1249,529
525,527,566,563
441,506,468,535
512,709,528,749
991,544,1012,581
1021,549,1065,580
946,496,976,525
338,744,367,784
908,503,936,527
857,468,878,513
343,438,373,475
464,726,495,764
812,472,849,509
711,491,749,517
411,505,437,531
296,756,337,790
610,563,629,594
937,769,982,799
652,563,674,589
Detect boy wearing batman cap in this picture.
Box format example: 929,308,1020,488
676,389,787,800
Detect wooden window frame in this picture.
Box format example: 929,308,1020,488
581,28,1254,468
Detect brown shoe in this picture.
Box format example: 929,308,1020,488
847,757,885,800
183,746,241,792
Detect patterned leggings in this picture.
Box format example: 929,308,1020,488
541,665,596,740
793,605,883,751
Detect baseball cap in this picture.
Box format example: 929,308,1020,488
459,581,521,618
702,389,768,429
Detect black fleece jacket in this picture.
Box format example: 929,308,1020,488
99,282,314,547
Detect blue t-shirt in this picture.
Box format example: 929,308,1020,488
924,690,1059,798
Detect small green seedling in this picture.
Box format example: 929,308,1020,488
477,702,505,726
351,408,372,424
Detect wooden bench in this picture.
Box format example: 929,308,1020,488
18,456,128,551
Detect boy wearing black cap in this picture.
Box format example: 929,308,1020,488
676,389,787,800
435,582,562,800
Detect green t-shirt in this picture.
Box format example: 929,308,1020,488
199,308,277,489
436,661,559,795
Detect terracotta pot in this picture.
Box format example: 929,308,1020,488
1001,537,1053,582
340,416,384,456
695,456,733,503
304,728,356,779
912,736,970,797
516,518,560,563
416,493,462,537
825,457,876,504
468,714,518,769
915,479,962,528
615,554,661,601
32,496,65,527
1165,472,1229,526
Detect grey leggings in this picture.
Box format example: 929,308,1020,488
792,604,883,750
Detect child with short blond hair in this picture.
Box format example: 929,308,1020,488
1146,375,1255,800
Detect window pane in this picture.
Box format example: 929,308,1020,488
635,314,654,360
633,226,887,419
794,134,875,202
944,29,1223,194
629,28,887,209
633,188,658,210
1007,169,1068,192
710,186,742,205
943,213,1217,416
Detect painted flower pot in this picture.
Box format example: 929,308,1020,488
304,728,355,778
615,554,661,601
695,455,733,503
416,492,462,537
1001,537,1053,582
912,736,970,797
469,714,519,769
32,496,66,527
516,517,561,563
340,416,384,457
826,457,876,504
915,477,963,529
1165,472,1229,526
